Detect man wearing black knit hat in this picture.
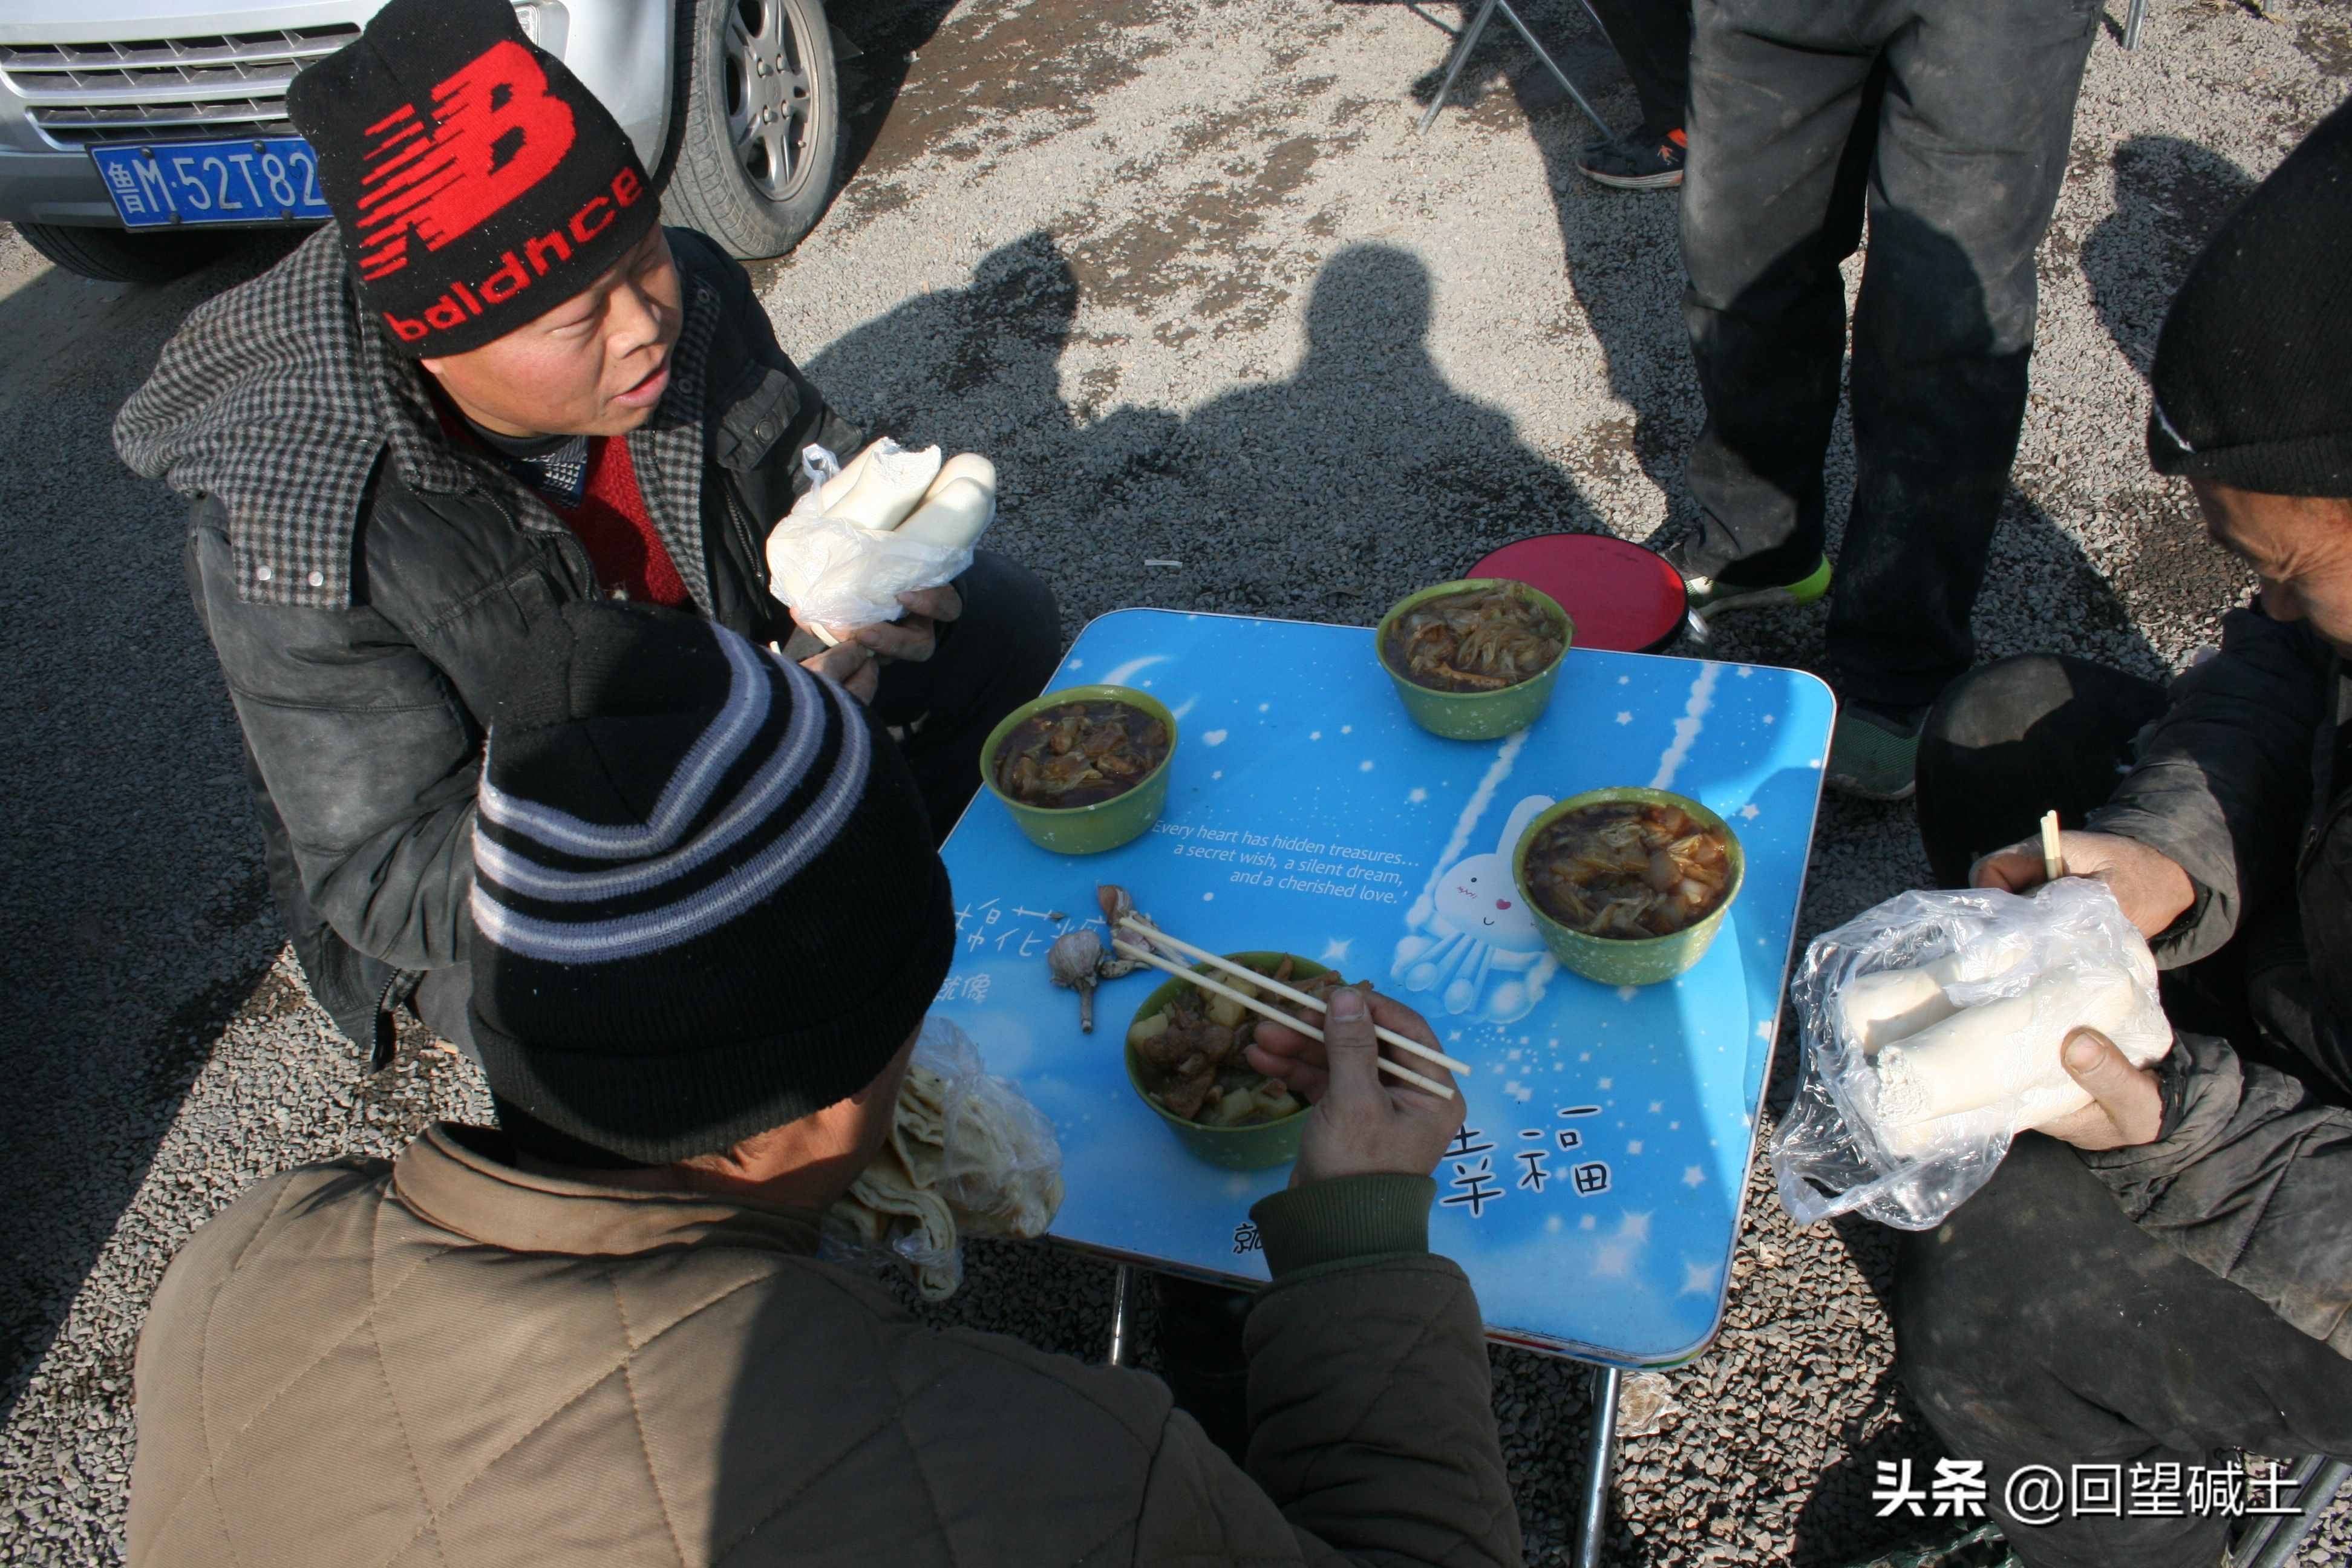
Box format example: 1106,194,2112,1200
113,0,1059,1066
120,599,1518,1568
1870,99,2352,1568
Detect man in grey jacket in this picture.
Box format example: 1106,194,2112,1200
126,600,1521,1568
1896,99,2352,1568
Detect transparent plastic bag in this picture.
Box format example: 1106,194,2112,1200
762,443,978,632
825,1016,1065,1299
1769,879,2172,1230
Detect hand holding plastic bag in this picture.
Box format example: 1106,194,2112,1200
764,440,996,635
1769,879,2172,1230
825,1016,1063,1299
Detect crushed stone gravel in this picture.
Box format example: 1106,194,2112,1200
3,0,2348,1562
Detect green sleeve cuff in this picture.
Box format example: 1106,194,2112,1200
1249,1173,1434,1279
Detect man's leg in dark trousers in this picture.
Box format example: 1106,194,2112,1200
1583,0,1693,137
1914,653,2169,889
1678,2,1881,591
1913,652,2255,1042
1829,0,2099,714
1897,1134,2352,1568
871,549,1062,842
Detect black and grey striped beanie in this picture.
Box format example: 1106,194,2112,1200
467,601,954,1165
2148,94,2352,497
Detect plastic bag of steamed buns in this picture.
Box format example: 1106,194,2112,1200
1768,878,2171,1231
763,439,996,635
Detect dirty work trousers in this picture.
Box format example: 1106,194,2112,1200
1582,0,1692,139
1900,653,2352,1568
1676,0,2099,714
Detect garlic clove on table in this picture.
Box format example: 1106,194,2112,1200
1048,930,1105,1032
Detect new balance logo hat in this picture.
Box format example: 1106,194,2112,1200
287,0,658,358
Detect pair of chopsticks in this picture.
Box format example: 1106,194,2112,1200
1110,918,1466,1100
2040,809,2066,884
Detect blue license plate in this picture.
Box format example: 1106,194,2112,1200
88,136,330,229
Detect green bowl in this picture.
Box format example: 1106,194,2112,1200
1125,952,1326,1171
1514,788,1745,987
981,684,1177,855
1375,578,1574,742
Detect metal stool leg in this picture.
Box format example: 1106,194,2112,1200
1494,0,1617,139
2122,0,2149,50
1106,1263,1137,1366
1419,0,1503,134
1574,1364,1622,1568
2234,1456,2351,1568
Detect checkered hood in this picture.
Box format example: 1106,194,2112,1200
113,224,722,612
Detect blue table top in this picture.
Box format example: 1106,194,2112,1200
933,610,1835,1364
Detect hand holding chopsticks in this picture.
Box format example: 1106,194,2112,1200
1117,918,1471,1077
1109,927,1463,1101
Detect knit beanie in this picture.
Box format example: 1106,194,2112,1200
467,601,955,1165
2147,95,2352,497
286,0,658,359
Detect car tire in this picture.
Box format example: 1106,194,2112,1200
662,0,843,260
14,222,229,284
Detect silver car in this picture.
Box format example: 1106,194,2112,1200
0,0,844,282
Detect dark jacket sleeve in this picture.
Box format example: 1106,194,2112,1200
1129,1174,1521,1567
2084,1030,2352,1356
2086,606,2331,965
674,226,863,490
189,505,478,974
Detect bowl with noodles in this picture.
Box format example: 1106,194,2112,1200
1376,578,1572,740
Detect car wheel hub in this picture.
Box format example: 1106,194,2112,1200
720,0,815,201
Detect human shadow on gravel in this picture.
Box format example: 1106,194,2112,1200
2081,134,2255,381
2080,135,2266,623
1071,243,1612,625
1375,0,1696,516
798,236,1610,639
0,229,301,1414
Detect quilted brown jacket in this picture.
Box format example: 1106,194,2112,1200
128,1125,1522,1567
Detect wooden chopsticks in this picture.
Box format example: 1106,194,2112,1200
1119,918,1472,1076
2040,809,2065,884
1110,931,1461,1100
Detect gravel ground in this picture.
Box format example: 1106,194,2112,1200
3,0,2349,1563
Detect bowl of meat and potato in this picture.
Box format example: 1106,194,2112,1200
1123,952,1339,1169
981,685,1177,854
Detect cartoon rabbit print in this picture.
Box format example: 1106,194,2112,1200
1391,794,1559,1022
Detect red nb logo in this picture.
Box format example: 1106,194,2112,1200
355,40,577,281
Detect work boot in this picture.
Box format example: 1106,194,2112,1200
1679,552,1834,619
1829,704,1929,802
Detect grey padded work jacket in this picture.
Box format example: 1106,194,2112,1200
2083,604,2352,1354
